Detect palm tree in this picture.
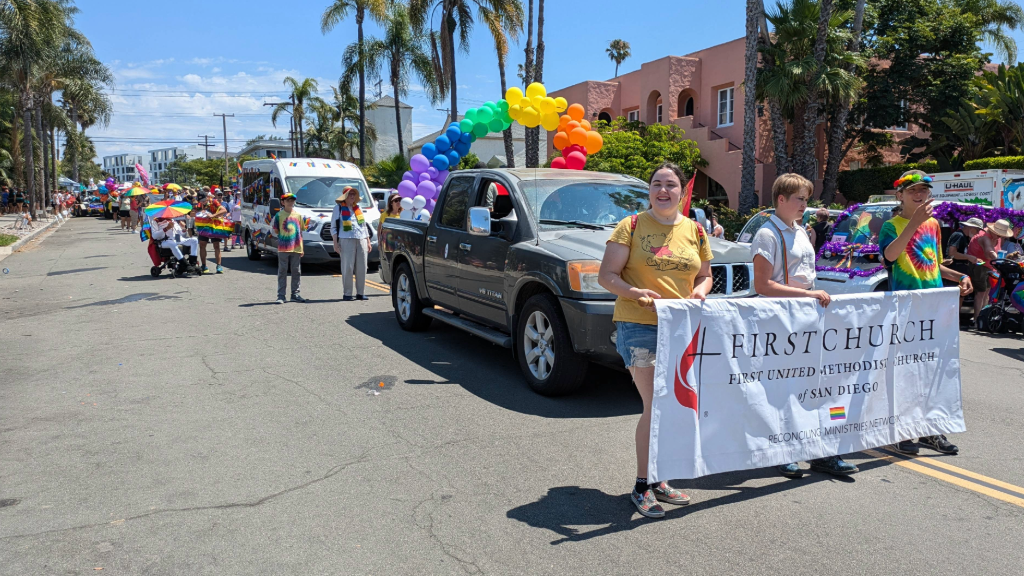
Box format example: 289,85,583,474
270,77,321,156
344,4,439,159
606,39,631,78
321,0,390,167
740,2,762,214
482,2,523,167
329,83,378,161
527,0,545,167
967,0,1024,63
926,101,999,169
408,0,523,130
821,0,867,203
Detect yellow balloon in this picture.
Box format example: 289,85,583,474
521,106,540,127
525,82,547,99
541,111,560,131
505,86,524,107
508,104,522,120
553,97,568,113
538,97,556,114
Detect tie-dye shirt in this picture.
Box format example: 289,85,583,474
271,210,305,254
878,216,943,290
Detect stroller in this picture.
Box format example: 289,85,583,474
975,258,1024,334
147,240,202,278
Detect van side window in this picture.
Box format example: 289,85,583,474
273,178,285,198
438,177,474,230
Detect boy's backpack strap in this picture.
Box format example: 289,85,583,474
766,219,790,286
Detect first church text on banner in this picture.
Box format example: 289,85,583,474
648,288,964,481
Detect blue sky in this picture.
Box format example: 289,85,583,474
78,0,1024,162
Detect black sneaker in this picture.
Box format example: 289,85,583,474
919,435,959,455
291,295,307,303
891,440,920,456
777,463,804,478
342,296,354,302
356,294,369,301
809,456,858,476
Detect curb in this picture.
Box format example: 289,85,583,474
0,218,60,262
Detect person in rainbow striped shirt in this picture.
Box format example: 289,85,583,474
269,193,307,304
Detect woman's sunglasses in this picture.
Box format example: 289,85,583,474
390,199,401,204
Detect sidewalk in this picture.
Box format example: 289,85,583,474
0,211,64,262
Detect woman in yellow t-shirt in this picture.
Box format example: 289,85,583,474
377,192,402,238
598,162,713,518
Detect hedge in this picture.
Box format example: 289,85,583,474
963,156,1024,170
836,161,940,204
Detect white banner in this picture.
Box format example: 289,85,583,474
649,288,965,481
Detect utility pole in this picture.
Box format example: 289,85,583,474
197,135,215,160
213,113,234,180
374,79,383,100
263,101,294,157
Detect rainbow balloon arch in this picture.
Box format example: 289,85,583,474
396,81,604,220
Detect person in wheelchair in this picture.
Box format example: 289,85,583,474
152,217,199,276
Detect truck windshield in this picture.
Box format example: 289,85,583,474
285,177,372,209
519,179,649,227
832,204,897,245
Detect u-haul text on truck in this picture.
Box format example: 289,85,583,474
923,169,1024,209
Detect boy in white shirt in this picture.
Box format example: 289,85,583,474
750,173,857,478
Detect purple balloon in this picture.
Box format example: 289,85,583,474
402,171,416,182
427,167,439,179
427,198,437,212
436,169,450,183
397,180,418,198
416,181,436,198
418,172,432,183
410,154,430,173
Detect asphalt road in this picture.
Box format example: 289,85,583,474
1,216,1022,576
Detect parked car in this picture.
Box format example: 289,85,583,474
239,158,381,267
735,207,842,245
380,168,755,396
74,196,104,217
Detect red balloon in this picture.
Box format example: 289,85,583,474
550,156,567,169
561,144,587,158
566,150,587,170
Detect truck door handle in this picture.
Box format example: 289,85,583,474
459,243,472,251
427,235,437,243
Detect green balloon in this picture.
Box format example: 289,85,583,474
459,118,474,133
501,120,512,131
488,118,504,132
465,108,477,123
483,100,496,111
498,100,510,113
469,133,477,143
499,110,513,124
476,106,493,123
473,122,489,137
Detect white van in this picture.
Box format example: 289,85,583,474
239,158,380,266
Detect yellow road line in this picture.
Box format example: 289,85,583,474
365,279,391,293
863,449,1024,508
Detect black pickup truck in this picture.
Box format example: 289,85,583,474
379,168,754,395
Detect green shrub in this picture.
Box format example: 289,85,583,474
837,161,940,203
963,156,1024,170
0,234,18,247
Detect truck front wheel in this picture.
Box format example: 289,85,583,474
393,262,432,331
245,231,262,261
516,294,588,396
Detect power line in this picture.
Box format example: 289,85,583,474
105,88,293,95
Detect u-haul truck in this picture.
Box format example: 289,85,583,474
923,169,1024,209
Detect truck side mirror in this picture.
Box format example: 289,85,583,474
378,199,386,211
468,207,491,236
269,197,281,218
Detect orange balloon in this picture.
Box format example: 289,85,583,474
569,127,588,147
567,103,585,122
586,130,604,154
553,131,570,150
566,120,581,133
580,119,592,131
558,115,571,129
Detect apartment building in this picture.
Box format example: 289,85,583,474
102,153,145,183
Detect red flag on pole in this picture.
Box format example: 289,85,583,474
680,174,695,216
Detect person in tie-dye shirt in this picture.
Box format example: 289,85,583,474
269,193,307,303
879,169,973,457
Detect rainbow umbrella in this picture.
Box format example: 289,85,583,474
122,185,150,197
144,200,193,219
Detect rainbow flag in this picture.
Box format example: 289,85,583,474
269,153,277,160
195,216,233,239
237,162,243,173
829,406,846,421
140,223,152,242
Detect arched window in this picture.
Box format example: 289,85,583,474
684,97,694,117
598,111,612,123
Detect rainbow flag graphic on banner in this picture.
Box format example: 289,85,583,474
829,406,846,421
195,216,233,240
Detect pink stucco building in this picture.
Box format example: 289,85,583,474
550,38,786,209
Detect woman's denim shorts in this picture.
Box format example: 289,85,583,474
615,321,658,368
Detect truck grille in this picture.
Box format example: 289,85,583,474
320,225,332,241
709,263,755,298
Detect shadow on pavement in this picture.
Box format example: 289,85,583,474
507,458,886,545
346,310,640,419
47,267,107,276
219,254,342,277
991,347,1024,362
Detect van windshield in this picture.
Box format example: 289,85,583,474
832,205,897,245
518,179,649,227
285,177,372,209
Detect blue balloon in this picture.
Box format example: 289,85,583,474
422,142,437,160
446,150,461,166
459,132,472,144
445,126,462,142
450,122,462,130
453,140,470,156
435,135,451,152
432,154,450,170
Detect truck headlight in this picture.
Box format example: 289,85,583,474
568,260,608,293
